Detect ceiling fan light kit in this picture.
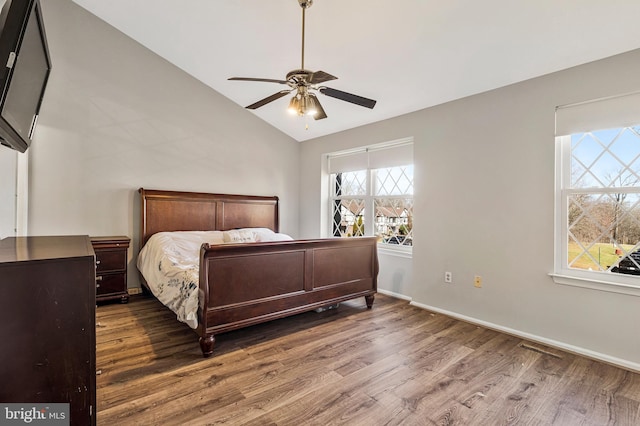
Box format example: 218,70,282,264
288,86,318,116
228,0,376,123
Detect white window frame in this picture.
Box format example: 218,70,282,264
552,92,640,297
327,139,413,255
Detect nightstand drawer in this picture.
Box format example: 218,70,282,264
96,273,126,296
95,250,127,273
91,236,130,304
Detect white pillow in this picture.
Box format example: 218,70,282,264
249,228,294,242
223,229,257,243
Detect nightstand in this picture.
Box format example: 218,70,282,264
90,236,130,303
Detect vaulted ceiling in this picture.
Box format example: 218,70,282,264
72,0,640,142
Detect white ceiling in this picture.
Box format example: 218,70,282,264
71,0,640,142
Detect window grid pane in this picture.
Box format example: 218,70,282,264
571,127,640,189
335,170,367,196
331,199,365,238
374,198,413,246
374,166,414,196
566,125,640,276
331,165,413,246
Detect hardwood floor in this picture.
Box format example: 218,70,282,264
96,294,640,425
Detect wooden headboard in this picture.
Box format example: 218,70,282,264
139,188,279,248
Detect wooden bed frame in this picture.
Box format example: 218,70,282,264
139,188,378,357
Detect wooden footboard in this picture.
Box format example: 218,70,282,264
196,237,378,357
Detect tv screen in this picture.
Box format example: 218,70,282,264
0,0,51,153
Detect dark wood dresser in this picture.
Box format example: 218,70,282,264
90,236,130,304
0,235,96,426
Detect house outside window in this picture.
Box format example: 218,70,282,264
328,140,413,248
553,92,640,296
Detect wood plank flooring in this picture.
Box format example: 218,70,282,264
96,294,640,425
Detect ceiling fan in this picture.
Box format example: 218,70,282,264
228,0,376,120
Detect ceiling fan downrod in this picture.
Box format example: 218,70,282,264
298,0,312,70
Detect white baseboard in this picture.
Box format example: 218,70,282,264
377,288,412,301
408,300,640,374
127,287,143,295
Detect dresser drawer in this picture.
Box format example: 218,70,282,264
96,273,126,296
95,250,127,273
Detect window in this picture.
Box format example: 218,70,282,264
554,92,640,295
328,140,413,248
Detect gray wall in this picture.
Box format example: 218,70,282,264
300,49,640,369
0,148,16,238
27,0,299,286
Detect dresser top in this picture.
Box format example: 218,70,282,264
0,235,94,263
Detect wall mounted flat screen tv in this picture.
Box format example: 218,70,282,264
0,0,51,153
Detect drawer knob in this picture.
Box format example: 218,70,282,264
96,276,103,281
96,260,101,265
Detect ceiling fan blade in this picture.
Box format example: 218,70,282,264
309,94,327,120
319,87,377,109
246,90,291,110
229,77,289,85
309,70,338,84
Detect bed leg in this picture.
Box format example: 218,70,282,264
365,294,375,309
199,334,215,358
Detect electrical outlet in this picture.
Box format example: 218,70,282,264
474,275,482,288
444,271,452,283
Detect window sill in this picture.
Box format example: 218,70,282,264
550,273,640,297
377,244,412,259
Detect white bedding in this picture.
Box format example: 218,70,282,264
136,228,293,329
